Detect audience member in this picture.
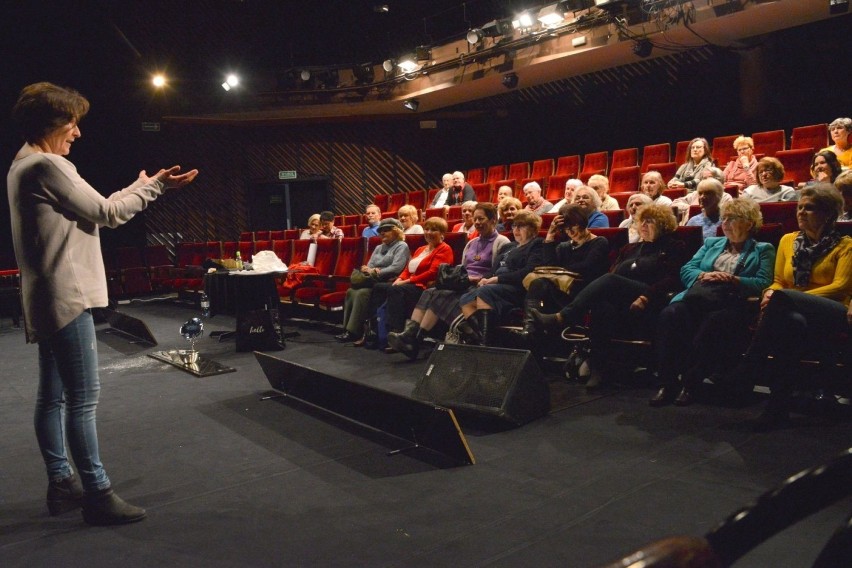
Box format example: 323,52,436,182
429,173,454,207
799,150,843,188
515,204,610,338
671,168,732,224
531,204,686,388
722,136,758,192
742,157,797,202
668,137,714,191
497,197,522,232
378,217,453,344
651,198,774,407
299,214,321,240
822,117,852,169
522,181,553,214
453,200,479,239
588,174,619,211
448,171,476,206
318,211,344,239
361,204,382,237
456,211,543,345
572,185,609,228
387,203,511,360
735,184,851,430
619,193,654,243
640,171,672,207
836,170,852,221
686,178,725,240
397,205,423,235
495,185,514,204
551,178,583,211
336,218,409,343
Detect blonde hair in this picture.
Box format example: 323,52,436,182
733,135,753,149
721,198,763,236
397,205,418,222
511,210,542,231
498,197,523,216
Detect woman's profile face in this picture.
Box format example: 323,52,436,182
796,196,831,236
42,122,80,156
309,218,320,231
830,124,849,146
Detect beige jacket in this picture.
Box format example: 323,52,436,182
7,146,165,342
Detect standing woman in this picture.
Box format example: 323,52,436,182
7,83,198,524
737,184,851,429
668,137,714,192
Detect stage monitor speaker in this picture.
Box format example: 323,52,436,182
413,344,550,426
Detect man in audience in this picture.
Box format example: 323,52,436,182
522,181,553,214
361,204,382,237
495,185,514,223
318,211,344,239
551,178,582,210
685,178,724,240
429,173,454,207
671,167,731,224
587,174,619,210
448,171,476,206
640,171,672,206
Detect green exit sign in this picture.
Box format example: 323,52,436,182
278,170,297,180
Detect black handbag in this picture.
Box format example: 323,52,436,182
435,263,470,291
236,307,285,352
681,280,742,312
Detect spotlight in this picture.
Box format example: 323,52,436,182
512,11,535,30
353,63,375,85
221,74,239,91
538,3,566,27
300,69,311,81
467,29,484,45
151,74,166,88
382,59,395,73
398,53,420,74
502,73,519,89
403,99,419,111
633,39,653,58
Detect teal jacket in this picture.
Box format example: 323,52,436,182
671,236,775,303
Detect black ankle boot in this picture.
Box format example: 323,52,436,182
363,319,379,349
457,314,483,345
47,473,83,516
387,319,422,360
529,308,563,334
82,488,147,526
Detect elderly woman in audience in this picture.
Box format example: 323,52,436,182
515,204,610,338
388,203,511,359
588,174,619,211
453,200,479,239
336,218,410,343
551,178,583,211
299,214,321,240
722,136,758,192
640,171,672,207
375,217,453,345
497,197,522,232
669,137,714,192
397,204,423,235
572,185,609,228
532,204,686,388
837,170,852,221
822,117,852,169
686,178,725,240
457,211,543,345
742,157,797,202
523,181,553,214
735,184,851,430
619,193,654,243
651,199,774,407
799,150,843,188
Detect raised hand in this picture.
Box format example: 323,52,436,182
152,165,199,189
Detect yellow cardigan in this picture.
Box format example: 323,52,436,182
769,232,852,306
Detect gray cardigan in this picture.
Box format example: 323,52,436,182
367,238,410,280
8,146,166,342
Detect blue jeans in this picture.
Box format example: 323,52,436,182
35,310,110,492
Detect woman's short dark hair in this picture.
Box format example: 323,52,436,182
811,150,843,182
11,82,90,143
474,202,498,221
423,216,448,233
756,157,785,182
799,183,843,222
558,203,589,230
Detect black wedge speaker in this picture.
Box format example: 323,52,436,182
413,344,550,426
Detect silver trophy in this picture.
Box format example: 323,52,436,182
178,317,204,365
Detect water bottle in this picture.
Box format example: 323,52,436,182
235,250,243,270
200,292,210,318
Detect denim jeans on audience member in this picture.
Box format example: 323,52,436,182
35,310,110,492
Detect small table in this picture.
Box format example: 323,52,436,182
203,270,287,342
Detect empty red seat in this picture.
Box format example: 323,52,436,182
406,189,426,210
466,168,485,185
555,155,580,177
486,165,507,184
647,162,678,180
790,124,828,152
752,130,785,157
674,140,692,165
609,166,641,194
471,183,494,203
581,151,608,176
272,239,292,264
759,201,799,233
603,209,625,226
373,194,389,211
611,148,638,170
711,134,740,167
775,148,815,186
387,192,406,214
640,143,671,173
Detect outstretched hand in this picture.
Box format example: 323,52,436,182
140,165,199,189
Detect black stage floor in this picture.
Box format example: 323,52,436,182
0,302,849,567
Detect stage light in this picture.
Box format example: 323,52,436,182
512,11,535,30
829,0,849,14
538,4,566,27
151,74,166,88
222,74,239,91
633,39,653,58
382,59,395,73
398,53,421,74
467,29,484,44
502,73,519,89
353,63,375,84
403,99,419,111
300,69,311,81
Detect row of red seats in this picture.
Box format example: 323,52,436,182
374,123,829,212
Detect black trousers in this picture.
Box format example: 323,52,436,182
383,282,425,332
